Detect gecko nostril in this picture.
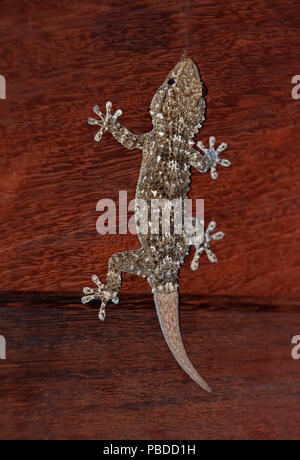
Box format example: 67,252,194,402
202,85,208,96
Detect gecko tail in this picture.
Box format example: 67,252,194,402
154,291,212,393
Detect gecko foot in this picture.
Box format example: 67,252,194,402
88,101,122,142
81,274,119,321
191,221,225,270
197,136,230,179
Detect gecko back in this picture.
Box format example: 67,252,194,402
82,58,231,391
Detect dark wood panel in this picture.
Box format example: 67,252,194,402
0,296,300,440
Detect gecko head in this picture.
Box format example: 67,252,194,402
150,58,206,134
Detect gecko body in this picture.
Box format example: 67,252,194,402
82,59,231,392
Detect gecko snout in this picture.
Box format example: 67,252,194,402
192,79,205,96
175,59,206,97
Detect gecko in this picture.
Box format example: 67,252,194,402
82,58,231,392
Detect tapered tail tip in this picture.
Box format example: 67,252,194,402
201,381,212,393
154,291,212,393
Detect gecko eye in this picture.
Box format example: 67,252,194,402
168,79,175,85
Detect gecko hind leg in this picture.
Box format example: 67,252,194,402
82,248,151,320
106,248,151,293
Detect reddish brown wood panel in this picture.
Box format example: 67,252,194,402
0,0,300,440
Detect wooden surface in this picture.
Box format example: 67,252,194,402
0,0,300,440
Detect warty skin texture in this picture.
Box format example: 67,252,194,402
82,58,231,392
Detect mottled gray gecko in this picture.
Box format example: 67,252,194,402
82,58,231,392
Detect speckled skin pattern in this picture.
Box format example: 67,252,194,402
82,58,231,391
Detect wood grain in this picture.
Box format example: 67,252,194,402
0,0,300,440
1,295,300,440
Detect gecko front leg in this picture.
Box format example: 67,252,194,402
88,101,148,150
88,101,122,142
187,136,231,179
197,136,231,179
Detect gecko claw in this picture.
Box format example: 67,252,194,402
81,274,118,321
89,101,123,143
191,221,225,270
197,136,230,179
81,274,104,303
